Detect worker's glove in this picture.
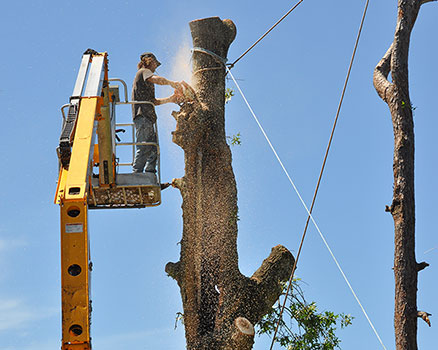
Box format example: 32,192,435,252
175,85,187,103
171,81,183,92
170,92,183,105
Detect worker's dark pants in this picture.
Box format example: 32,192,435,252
133,116,157,173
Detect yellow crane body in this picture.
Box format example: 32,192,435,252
55,50,163,350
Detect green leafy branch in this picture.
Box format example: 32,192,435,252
174,312,184,330
257,280,353,350
401,100,417,114
226,132,241,146
225,88,235,104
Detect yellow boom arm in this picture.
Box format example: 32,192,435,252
56,51,107,350
55,50,163,350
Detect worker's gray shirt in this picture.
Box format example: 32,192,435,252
132,68,157,122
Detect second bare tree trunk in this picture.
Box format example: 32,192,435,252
373,1,435,349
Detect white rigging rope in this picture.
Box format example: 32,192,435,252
226,66,387,350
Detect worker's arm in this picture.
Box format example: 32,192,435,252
153,93,178,106
147,75,181,89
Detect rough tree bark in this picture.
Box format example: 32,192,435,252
165,17,294,349
373,1,435,349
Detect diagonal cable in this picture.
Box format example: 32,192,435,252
227,63,385,350
226,0,386,345
264,0,378,348
229,0,304,68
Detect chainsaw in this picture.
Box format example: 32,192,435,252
175,81,196,105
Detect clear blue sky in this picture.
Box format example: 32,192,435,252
1,1,436,349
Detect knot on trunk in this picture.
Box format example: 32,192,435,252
165,261,181,282
171,177,186,192
171,102,207,149
416,261,429,271
417,311,432,327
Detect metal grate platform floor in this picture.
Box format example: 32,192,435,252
89,173,161,209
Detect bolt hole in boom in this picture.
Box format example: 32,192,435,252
68,187,81,195
67,207,81,217
68,264,82,276
69,324,83,336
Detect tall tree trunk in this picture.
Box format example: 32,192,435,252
373,1,434,349
165,17,294,350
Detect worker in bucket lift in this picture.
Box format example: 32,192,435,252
131,52,182,174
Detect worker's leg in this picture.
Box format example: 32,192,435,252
133,116,157,173
143,120,157,173
133,116,148,172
